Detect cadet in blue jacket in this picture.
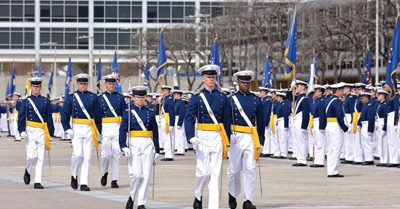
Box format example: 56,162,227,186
160,85,175,161
358,92,376,165
18,77,54,189
120,86,160,209
260,87,273,157
184,64,231,209
384,83,400,167
325,83,348,177
310,85,327,168
275,91,290,159
342,83,356,164
375,89,389,167
353,83,366,164
61,73,98,191
95,74,126,188
227,70,265,209
173,87,187,155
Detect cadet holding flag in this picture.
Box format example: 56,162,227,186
95,74,126,188
184,64,230,209
18,77,54,189
120,86,160,209
61,74,99,191
227,70,265,209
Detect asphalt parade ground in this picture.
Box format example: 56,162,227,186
1,134,400,209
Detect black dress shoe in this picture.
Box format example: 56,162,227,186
228,193,237,209
309,164,324,168
243,200,257,209
292,163,307,167
175,153,185,156
351,162,362,165
101,172,108,186
80,185,90,191
161,158,174,161
23,169,30,185
361,161,374,166
137,205,146,209
306,157,314,161
193,197,202,209
288,157,297,160
342,160,353,164
111,180,119,188
126,197,134,209
279,156,287,159
259,154,270,158
71,176,78,190
34,183,44,189
376,163,388,167
386,164,398,167
374,156,380,160
327,174,344,178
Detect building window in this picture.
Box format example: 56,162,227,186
0,27,34,49
147,1,196,23
40,27,88,50
40,0,88,22
0,0,34,22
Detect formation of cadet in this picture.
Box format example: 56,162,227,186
5,63,400,209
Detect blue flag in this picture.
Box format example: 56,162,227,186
262,55,272,88
361,47,371,84
112,52,122,93
156,31,167,83
38,58,43,77
307,53,318,83
144,65,150,87
47,71,53,98
385,14,400,97
210,38,222,88
65,57,73,100
96,57,102,94
6,63,16,97
284,4,297,78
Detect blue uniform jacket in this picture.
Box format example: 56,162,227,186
163,94,175,126
325,95,348,132
262,97,272,127
118,103,160,153
94,91,126,133
229,91,266,144
61,90,97,131
50,103,61,113
376,100,388,132
312,96,327,130
276,100,291,128
294,93,310,130
358,100,376,133
174,99,186,127
146,103,157,113
344,94,356,114
184,88,231,142
18,95,55,136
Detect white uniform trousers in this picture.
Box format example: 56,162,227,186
376,118,388,164
361,122,374,162
25,126,45,183
128,136,155,206
308,127,314,157
71,123,93,185
228,132,256,202
156,115,164,149
326,122,344,175
387,112,400,164
12,115,21,140
373,124,381,158
1,113,8,132
194,130,222,209
353,126,364,163
174,116,186,154
10,115,15,136
293,114,308,164
344,114,354,161
313,120,326,165
261,126,272,155
161,117,174,158
288,116,294,154
101,122,121,181
271,126,279,157
276,119,288,157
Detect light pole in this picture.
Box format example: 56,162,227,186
76,35,94,91
375,0,379,83
41,41,58,97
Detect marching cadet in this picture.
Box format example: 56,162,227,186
275,91,291,158
357,92,376,165
342,83,356,164
375,89,389,167
291,80,310,166
227,70,265,209
325,83,348,177
61,73,99,191
51,97,63,139
184,64,230,209
95,74,126,188
120,86,160,209
353,83,366,165
11,93,22,141
18,77,54,189
259,87,273,157
309,85,326,167
269,90,280,158
160,85,175,161
173,87,187,155
383,83,400,167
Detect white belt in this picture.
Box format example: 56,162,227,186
361,121,368,125
293,112,302,120
313,118,319,122
277,117,284,122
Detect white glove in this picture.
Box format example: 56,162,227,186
65,129,74,139
20,132,27,140
189,137,200,148
290,80,296,88
153,153,160,165
98,135,103,143
368,132,373,137
122,147,131,158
